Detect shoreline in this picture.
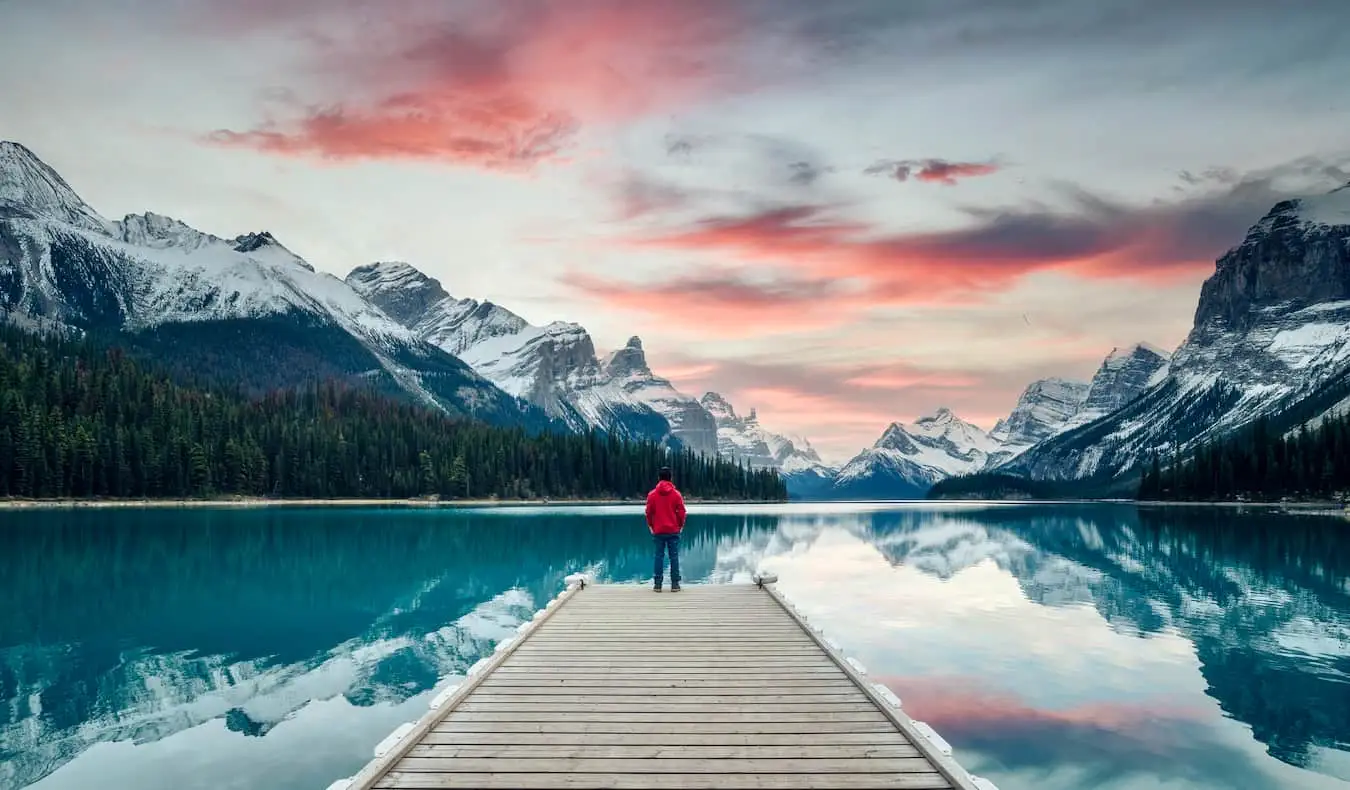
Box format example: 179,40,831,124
2,497,1345,517
0,496,785,511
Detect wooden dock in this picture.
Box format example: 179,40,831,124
339,579,989,790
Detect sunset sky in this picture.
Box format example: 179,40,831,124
3,0,1349,461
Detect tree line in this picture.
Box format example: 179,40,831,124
1138,412,1350,501
0,325,787,501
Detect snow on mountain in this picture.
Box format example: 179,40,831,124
347,262,718,453
0,141,111,234
831,409,1000,499
0,141,535,423
1081,343,1172,415
699,391,835,483
991,378,1090,447
822,338,1170,498
1003,182,1350,482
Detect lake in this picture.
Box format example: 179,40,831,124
2,502,1348,790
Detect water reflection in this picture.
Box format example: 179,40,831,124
1,504,1347,790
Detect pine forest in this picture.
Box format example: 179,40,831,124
0,325,787,502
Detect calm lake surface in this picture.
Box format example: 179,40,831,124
2,503,1349,790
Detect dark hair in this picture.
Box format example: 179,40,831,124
658,466,672,481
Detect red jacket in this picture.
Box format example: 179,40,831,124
645,480,686,534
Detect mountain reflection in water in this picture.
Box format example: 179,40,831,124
1,503,1346,790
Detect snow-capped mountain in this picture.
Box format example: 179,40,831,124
0,141,539,424
347,261,718,454
831,408,1001,499
1003,183,1350,483
991,378,1091,447
984,344,1172,467
699,392,837,496
816,341,1171,499
1082,343,1172,414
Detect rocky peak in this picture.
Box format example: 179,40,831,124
346,262,451,327
115,211,213,250
916,407,955,426
1083,342,1170,413
1193,183,1350,334
994,378,1090,446
700,391,737,420
0,141,110,233
875,422,920,453
605,336,652,379
232,231,314,272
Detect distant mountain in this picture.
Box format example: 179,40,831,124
1002,183,1350,484
0,141,540,425
813,340,1169,499
987,378,1090,465
985,344,1171,468
830,409,1000,499
347,261,717,453
699,391,837,496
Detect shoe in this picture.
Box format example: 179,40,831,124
670,584,681,592
653,585,663,593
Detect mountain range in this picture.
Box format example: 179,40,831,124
824,181,1350,498
5,136,1347,499
0,140,816,477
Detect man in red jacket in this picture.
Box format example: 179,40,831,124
646,466,686,592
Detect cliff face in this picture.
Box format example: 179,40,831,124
1193,188,1350,333
1002,183,1350,481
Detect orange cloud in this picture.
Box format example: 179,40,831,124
625,202,1210,306
207,0,758,170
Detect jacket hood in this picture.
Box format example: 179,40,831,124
655,480,677,495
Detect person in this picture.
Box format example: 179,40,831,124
645,466,686,592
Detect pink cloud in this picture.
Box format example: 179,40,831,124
865,158,1002,185
845,370,983,390
566,271,871,337
205,0,761,170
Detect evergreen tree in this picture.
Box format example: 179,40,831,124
0,325,787,502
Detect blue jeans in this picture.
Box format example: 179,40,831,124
653,533,681,588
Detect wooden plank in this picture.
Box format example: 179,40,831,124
419,732,912,746
508,651,826,658
479,675,856,684
464,694,869,705
405,744,922,759
514,642,820,650
502,653,831,659
442,711,887,723
524,633,813,640
455,703,878,714
394,757,939,774
432,721,899,734
376,772,952,789
476,683,859,693
489,666,846,675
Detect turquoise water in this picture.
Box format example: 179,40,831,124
2,503,1348,790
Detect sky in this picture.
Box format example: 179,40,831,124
2,0,1349,462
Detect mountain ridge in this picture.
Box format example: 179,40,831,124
346,261,719,454
0,141,544,426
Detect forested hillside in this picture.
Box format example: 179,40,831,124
0,325,786,501
1138,413,1350,502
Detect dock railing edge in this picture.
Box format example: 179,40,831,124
760,577,991,790
336,573,592,790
